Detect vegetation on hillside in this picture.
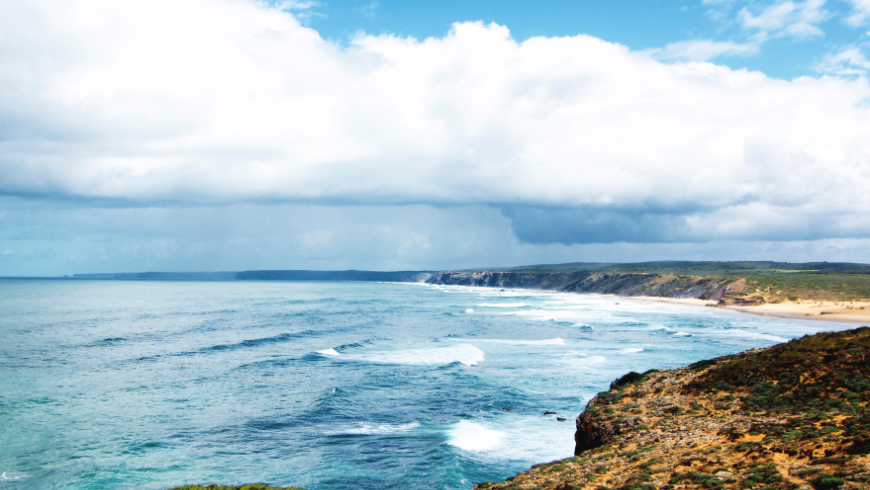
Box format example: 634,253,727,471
475,327,870,490
455,261,870,303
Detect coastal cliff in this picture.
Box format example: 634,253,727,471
426,270,752,304
475,327,870,490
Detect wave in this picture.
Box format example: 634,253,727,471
90,337,127,346
333,422,420,436
346,344,485,366
447,420,506,452
476,302,528,308
317,348,340,357
646,324,672,331
447,338,566,346
199,330,320,353
645,325,690,336
563,355,606,367
713,330,788,342
619,347,643,354
0,472,22,482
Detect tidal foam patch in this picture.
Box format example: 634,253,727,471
448,420,506,452
619,347,644,354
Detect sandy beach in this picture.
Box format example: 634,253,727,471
614,294,870,323
723,301,870,323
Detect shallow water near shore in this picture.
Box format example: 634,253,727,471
0,279,854,490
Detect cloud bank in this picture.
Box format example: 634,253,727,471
2,0,870,250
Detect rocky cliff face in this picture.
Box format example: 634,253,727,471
427,271,735,302
475,327,870,490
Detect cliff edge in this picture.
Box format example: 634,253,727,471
427,270,755,304
476,327,870,490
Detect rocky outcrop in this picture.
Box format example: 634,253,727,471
427,270,736,302
476,327,870,490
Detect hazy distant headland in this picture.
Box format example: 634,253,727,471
65,261,870,321
71,270,434,282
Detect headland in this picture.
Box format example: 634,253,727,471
476,326,870,490
426,261,870,323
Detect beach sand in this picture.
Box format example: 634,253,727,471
724,301,870,323
617,294,870,323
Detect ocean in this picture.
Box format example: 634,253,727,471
0,279,851,490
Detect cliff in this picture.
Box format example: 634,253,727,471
475,327,870,490
426,270,747,304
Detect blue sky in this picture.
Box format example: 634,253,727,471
1,0,870,275
294,0,870,78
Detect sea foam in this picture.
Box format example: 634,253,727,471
0,472,22,482
715,330,788,342
448,338,566,346
563,355,607,367
619,347,643,354
448,420,506,452
476,302,528,308
350,344,485,366
337,422,421,436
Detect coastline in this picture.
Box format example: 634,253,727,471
600,294,870,323
425,277,870,324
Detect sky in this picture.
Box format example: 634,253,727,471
1,0,870,275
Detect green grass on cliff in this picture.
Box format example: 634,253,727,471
475,260,870,302
687,326,870,413
741,272,870,302
687,327,870,456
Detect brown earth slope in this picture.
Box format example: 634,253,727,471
476,327,870,490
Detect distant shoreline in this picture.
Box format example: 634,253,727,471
8,261,870,323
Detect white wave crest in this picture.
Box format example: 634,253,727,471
646,324,672,331
447,337,565,346
564,355,606,367
317,348,340,356
465,308,474,314
340,422,420,435
715,330,787,342
675,331,692,337
476,302,528,308
351,344,485,366
0,472,22,482
448,420,506,451
619,347,643,354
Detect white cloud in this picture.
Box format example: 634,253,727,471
738,0,830,38
1,0,870,247
355,1,379,19
815,45,870,74
844,0,870,25
651,39,760,61
273,0,319,9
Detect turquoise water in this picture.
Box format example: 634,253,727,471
0,279,852,490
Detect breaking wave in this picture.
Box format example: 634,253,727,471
347,344,485,366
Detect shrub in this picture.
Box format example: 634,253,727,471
811,473,845,490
